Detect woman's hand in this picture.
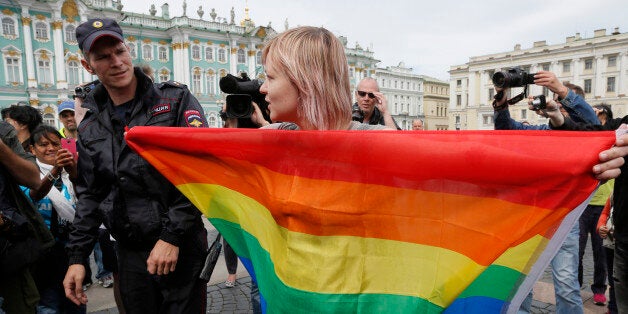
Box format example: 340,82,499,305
56,148,78,180
251,102,270,128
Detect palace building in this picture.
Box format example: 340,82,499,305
0,0,445,129
449,28,628,130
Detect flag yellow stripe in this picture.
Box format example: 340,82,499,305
180,183,544,308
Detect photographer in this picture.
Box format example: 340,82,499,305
492,70,600,314
535,99,628,313
493,70,598,130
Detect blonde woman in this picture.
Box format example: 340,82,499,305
254,26,393,131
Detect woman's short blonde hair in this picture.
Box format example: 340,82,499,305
262,26,352,130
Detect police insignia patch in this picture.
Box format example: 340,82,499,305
184,110,204,127
151,103,171,116
93,21,103,28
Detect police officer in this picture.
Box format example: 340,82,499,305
63,18,208,313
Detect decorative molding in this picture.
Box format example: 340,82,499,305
2,9,14,16
40,50,50,60
247,50,255,56
207,69,215,75
35,14,46,20
206,40,213,45
255,28,266,38
21,17,32,25
159,40,167,45
126,35,136,42
238,43,246,49
219,43,226,48
183,42,190,49
230,48,237,54
61,0,79,22
52,21,63,30
172,42,182,49
193,39,200,44
29,99,40,105
142,38,152,44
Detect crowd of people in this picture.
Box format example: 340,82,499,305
1,17,628,314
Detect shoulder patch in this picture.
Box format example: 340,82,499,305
184,110,205,127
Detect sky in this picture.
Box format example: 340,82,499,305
121,0,628,81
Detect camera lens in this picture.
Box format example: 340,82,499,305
492,72,507,88
230,102,251,117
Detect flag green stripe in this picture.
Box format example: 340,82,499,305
456,265,524,301
211,218,446,313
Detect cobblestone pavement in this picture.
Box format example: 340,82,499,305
90,233,607,313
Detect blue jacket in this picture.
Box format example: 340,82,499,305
494,90,599,130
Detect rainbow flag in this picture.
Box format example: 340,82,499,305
126,128,615,313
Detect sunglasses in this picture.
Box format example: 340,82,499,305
356,90,376,99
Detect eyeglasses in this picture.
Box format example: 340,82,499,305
356,90,376,99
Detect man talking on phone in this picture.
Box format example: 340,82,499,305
63,18,209,313
352,77,400,130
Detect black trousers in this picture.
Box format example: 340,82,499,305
116,229,208,314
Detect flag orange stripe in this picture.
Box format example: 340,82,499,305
127,128,610,211
142,150,569,265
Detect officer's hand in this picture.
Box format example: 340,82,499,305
63,264,88,305
147,239,179,275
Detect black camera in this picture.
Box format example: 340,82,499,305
73,80,99,99
530,95,546,111
219,73,270,124
492,67,536,88
224,94,254,118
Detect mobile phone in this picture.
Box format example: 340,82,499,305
61,138,77,161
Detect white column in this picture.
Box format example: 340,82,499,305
619,52,627,96
247,43,255,75
172,42,184,82
467,72,476,107
229,40,237,74
572,58,580,87
550,61,559,74
479,71,487,106
20,13,36,88
182,40,190,85
594,56,604,98
52,19,67,90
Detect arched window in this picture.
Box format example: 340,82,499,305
37,59,52,84
191,68,201,94
1,18,15,36
127,42,137,59
206,71,216,94
142,44,152,60
158,46,167,61
256,51,262,64
205,47,214,61
67,60,80,85
65,25,76,42
5,56,21,83
218,48,226,63
237,49,246,64
159,69,170,82
34,21,48,40
191,45,200,60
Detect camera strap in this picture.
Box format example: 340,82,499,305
507,85,528,105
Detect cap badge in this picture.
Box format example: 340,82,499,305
93,21,103,28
